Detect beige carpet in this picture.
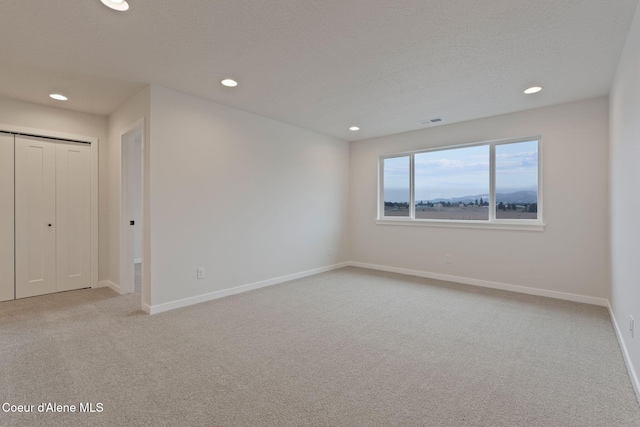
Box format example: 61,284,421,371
1,267,639,426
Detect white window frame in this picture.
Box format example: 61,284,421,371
377,135,544,231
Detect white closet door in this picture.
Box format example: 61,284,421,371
55,142,91,291
15,136,57,298
0,133,14,302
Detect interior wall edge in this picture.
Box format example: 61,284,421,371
96,280,121,294
609,302,640,405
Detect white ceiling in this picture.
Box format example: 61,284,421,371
1,0,637,141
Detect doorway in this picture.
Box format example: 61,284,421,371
120,121,144,297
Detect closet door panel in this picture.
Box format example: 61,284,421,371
0,134,14,302
56,143,91,291
15,137,57,298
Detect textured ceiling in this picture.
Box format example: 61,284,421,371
1,0,637,141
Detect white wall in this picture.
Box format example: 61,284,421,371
148,85,350,307
350,97,610,301
610,1,640,398
0,96,109,281
107,86,150,305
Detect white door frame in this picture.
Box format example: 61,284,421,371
119,119,145,297
0,123,99,289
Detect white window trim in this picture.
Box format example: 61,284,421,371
378,135,544,231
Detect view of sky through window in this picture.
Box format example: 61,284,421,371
414,145,489,202
383,156,410,203
383,156,410,217
495,140,538,193
496,140,538,219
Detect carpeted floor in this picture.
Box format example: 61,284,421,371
1,267,639,426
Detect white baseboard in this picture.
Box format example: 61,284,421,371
96,280,121,294
348,262,640,401
148,262,350,315
608,302,640,405
348,261,609,307
98,280,151,314
101,259,639,407
350,261,638,405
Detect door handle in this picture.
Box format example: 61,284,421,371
130,220,135,226
48,223,52,227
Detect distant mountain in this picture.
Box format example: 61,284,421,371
495,190,537,204
418,190,536,205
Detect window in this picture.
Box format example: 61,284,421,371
495,140,538,220
415,145,489,220
379,136,542,229
382,156,410,217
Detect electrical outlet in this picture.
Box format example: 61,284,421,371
197,268,205,280
445,254,452,264
630,316,635,338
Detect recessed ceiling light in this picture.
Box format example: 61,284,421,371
50,94,68,101
221,79,238,87
349,126,360,131
100,0,129,12
524,86,542,94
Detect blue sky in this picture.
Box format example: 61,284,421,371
384,140,538,202
495,141,538,193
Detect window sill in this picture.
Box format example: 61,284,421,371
376,218,545,231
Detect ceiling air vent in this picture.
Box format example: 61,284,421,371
419,117,443,125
